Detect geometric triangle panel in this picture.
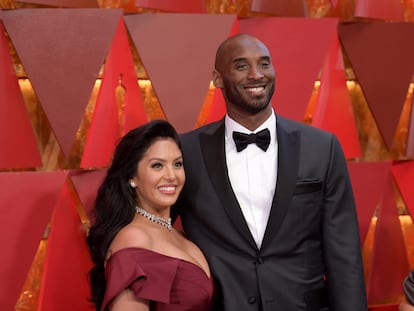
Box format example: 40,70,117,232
204,21,241,124
354,0,404,21
347,161,391,244
136,0,206,13
311,33,361,159
2,8,123,156
0,171,67,311
239,17,338,122
81,18,147,168
338,22,414,149
366,172,410,304
407,101,414,158
391,160,414,219
250,0,309,16
69,169,107,220
37,182,94,311
124,13,237,133
0,23,42,168
21,0,99,7
206,88,226,124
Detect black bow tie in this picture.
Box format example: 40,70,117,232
232,128,271,152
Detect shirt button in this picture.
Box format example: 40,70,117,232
248,297,257,304
257,257,264,264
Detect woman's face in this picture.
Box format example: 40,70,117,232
131,138,185,213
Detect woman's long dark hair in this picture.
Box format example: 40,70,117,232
87,119,181,311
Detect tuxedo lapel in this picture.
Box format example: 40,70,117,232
200,120,257,249
261,116,300,250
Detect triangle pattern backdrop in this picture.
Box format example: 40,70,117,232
0,171,68,311
70,169,107,220
1,7,414,309
0,23,42,168
1,8,123,157
135,0,207,13
204,20,240,123
124,13,237,133
21,0,99,7
238,17,338,122
347,161,390,245
354,0,404,20
37,181,94,311
338,22,414,149
81,18,147,168
311,31,361,158
408,105,414,157
250,0,309,16
366,171,410,304
392,161,414,219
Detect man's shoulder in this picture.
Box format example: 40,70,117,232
180,120,223,140
277,115,333,139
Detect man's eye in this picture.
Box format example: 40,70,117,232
236,64,247,70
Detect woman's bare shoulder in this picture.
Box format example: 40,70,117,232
107,224,152,258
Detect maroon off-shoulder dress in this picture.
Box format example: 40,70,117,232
101,248,213,311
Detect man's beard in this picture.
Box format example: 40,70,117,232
224,82,275,115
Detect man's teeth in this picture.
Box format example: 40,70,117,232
246,87,264,92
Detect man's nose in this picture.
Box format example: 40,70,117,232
248,67,264,80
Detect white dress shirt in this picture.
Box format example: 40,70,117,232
225,110,278,248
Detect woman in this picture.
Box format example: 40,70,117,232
87,120,213,311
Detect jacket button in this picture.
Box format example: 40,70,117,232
257,257,264,264
248,297,257,304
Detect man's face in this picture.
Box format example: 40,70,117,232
214,36,276,116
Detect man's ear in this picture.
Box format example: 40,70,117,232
212,69,223,88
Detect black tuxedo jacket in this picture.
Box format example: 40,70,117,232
175,116,367,311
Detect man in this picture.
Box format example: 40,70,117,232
175,33,367,311
400,270,414,311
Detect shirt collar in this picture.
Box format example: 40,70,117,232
225,108,276,141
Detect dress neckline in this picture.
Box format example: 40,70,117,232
109,247,211,280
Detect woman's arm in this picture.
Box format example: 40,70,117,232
400,297,414,311
109,288,149,311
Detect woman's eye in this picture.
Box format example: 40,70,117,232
151,163,162,169
175,161,183,168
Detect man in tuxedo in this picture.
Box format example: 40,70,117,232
175,33,367,311
400,270,414,310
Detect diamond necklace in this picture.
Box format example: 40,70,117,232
135,206,172,231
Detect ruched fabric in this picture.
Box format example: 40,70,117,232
101,248,213,311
